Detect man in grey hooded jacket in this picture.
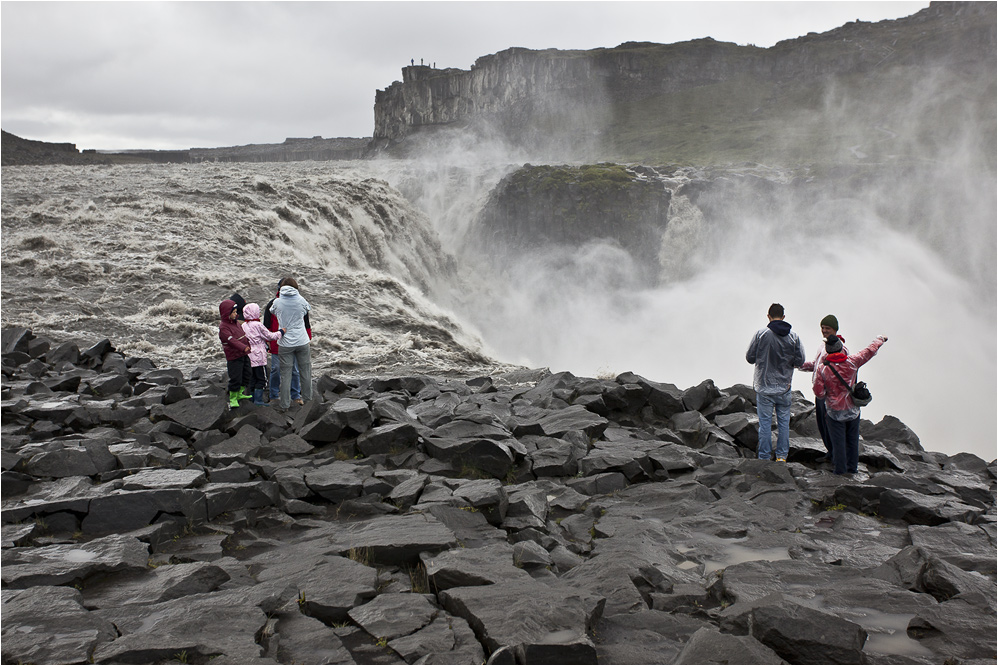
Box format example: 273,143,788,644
746,303,805,462
270,277,313,410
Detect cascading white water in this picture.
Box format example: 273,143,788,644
370,153,996,464
0,162,501,377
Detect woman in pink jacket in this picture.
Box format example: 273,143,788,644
241,302,283,405
813,334,888,475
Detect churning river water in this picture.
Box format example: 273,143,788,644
1,158,994,462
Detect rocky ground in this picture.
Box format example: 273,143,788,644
2,325,995,665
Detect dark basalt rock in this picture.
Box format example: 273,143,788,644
1,586,119,665
1,327,994,664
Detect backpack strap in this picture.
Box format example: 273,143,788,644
823,360,857,397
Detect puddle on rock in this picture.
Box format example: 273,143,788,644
704,544,791,574
853,610,935,659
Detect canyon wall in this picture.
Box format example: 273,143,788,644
371,2,996,157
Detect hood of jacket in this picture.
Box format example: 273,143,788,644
825,351,849,364
768,320,792,337
219,299,237,319
243,303,262,321
279,285,300,299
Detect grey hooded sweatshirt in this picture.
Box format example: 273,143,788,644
746,320,805,395
271,285,312,348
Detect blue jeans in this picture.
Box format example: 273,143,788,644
825,416,860,474
278,343,312,409
756,390,792,460
269,353,301,401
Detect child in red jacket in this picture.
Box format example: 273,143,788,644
219,299,252,409
814,334,888,474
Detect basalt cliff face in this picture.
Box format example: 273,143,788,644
372,1,996,162
470,164,672,282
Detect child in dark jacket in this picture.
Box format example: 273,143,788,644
219,299,252,409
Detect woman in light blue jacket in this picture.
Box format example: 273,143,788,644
270,277,313,410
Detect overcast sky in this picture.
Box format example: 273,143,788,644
2,1,930,151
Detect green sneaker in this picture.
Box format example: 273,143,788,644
228,391,240,409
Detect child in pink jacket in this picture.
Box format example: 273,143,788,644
242,302,283,405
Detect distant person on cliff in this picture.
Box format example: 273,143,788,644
241,302,284,405
263,278,310,405
814,334,888,475
270,277,314,410
746,303,806,462
218,299,252,409
799,314,847,462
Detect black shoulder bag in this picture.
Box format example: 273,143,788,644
823,360,872,407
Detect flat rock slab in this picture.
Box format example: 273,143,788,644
909,522,998,575
1,476,101,523
389,613,485,665
156,395,228,431
595,609,710,665
315,513,459,566
121,467,207,490
82,487,207,534
422,542,531,590
82,561,231,609
742,596,868,664
260,432,314,459
534,405,610,439
439,578,605,661
909,593,998,661
92,593,270,664
357,422,421,456
423,436,516,479
22,445,100,477
205,424,264,466
272,610,354,664
250,543,379,624
2,533,149,588
2,586,118,665
674,626,788,665
348,592,438,641
305,461,372,502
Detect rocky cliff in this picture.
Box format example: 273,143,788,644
1,131,370,166
372,2,996,163
190,136,369,163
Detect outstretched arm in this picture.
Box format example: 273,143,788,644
851,336,887,369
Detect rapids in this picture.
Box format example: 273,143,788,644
1,158,994,462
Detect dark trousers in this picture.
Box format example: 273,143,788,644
226,356,251,392
815,399,833,454
825,415,860,474
249,365,267,391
